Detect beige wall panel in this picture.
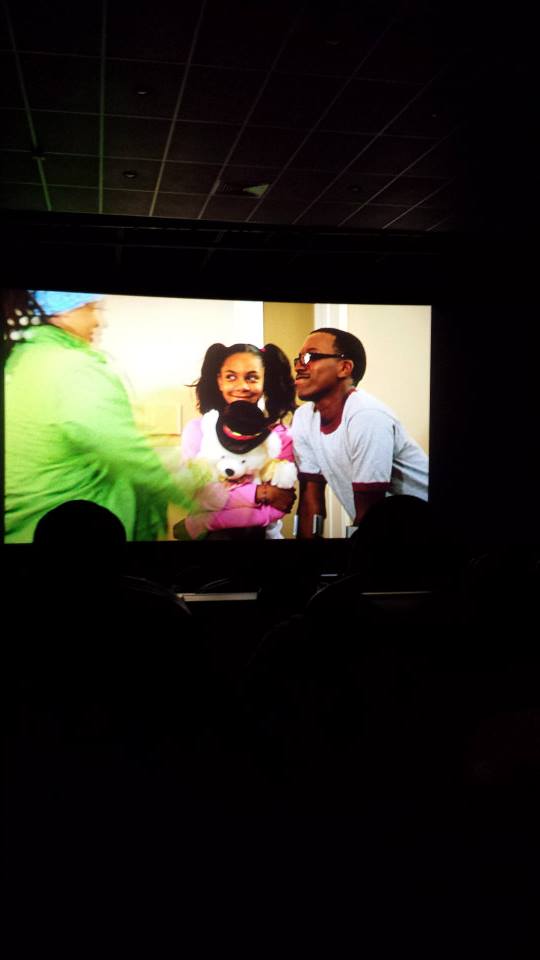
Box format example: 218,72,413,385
347,304,431,453
264,302,314,537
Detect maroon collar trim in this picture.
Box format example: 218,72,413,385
320,388,356,435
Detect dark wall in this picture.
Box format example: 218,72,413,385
430,302,538,548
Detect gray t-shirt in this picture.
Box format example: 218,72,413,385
291,389,429,521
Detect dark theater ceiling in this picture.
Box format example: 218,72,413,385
0,0,535,297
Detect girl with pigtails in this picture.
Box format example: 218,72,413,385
180,342,297,540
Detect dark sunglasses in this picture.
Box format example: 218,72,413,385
293,351,346,367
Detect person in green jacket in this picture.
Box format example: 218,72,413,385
3,289,216,542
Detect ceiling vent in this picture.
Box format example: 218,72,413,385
213,181,270,199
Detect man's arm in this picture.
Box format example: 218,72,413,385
296,474,326,539
348,409,393,525
352,485,388,525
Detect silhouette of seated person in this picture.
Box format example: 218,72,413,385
20,500,205,749
296,495,455,636
346,494,446,589
33,496,185,628
228,498,459,811
7,500,219,844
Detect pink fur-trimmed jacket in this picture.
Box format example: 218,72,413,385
180,416,294,534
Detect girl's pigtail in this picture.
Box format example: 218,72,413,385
194,342,228,413
262,342,297,423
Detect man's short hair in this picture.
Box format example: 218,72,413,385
315,328,366,385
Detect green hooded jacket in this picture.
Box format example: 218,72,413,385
5,325,207,542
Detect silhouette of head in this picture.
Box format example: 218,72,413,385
33,500,126,580
347,495,438,588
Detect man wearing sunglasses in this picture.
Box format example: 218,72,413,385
291,327,429,538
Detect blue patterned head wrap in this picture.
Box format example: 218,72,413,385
31,290,104,316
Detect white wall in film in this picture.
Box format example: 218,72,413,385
99,295,263,397
97,295,264,437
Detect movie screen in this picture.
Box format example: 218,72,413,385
3,291,431,542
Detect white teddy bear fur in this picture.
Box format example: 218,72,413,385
198,409,297,488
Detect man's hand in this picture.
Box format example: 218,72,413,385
255,483,297,513
296,476,326,538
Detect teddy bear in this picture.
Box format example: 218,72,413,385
198,402,297,489
173,401,297,539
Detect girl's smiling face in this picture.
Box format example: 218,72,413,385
217,352,264,406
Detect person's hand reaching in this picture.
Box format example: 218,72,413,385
255,483,296,513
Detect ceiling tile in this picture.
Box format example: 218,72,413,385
220,164,280,188
387,82,465,138
33,112,99,155
152,193,205,218
296,201,362,226
201,196,256,221
103,190,152,216
106,0,201,62
428,213,464,232
275,6,391,77
251,195,310,224
194,0,297,70
49,185,98,213
0,182,46,209
344,204,410,229
228,125,305,166
268,169,335,205
168,121,241,163
10,0,102,56
418,178,468,212
21,53,100,112
323,172,392,204
382,207,448,231
406,132,470,178
1,110,31,150
104,117,171,159
250,72,343,128
359,16,454,84
0,53,25,109
289,132,372,172
0,1,527,236
0,150,38,182
322,78,421,134
44,155,99,187
179,65,266,123
104,158,159,191
160,162,221,193
374,176,449,206
349,135,439,176
105,60,186,119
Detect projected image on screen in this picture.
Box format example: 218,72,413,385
3,291,430,543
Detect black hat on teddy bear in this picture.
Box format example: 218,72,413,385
216,401,272,454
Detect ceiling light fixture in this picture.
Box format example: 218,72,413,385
242,183,270,198
215,181,270,198
123,170,138,179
